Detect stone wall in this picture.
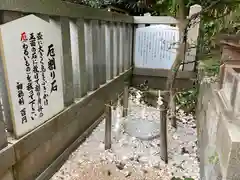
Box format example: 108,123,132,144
197,81,240,180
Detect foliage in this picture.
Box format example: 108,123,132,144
153,0,239,113
175,55,220,113
200,4,240,53
153,0,240,54
175,87,198,113
62,0,122,8
63,0,151,14
208,151,219,165
199,55,221,76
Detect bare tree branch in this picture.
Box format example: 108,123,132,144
165,0,232,122
166,0,229,93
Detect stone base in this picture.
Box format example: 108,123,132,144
198,82,240,180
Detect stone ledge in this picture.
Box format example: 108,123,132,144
207,83,240,179
198,82,240,180
12,69,131,161
0,145,15,177
132,75,194,90
132,68,196,89
0,169,14,180
133,68,196,79
0,69,131,180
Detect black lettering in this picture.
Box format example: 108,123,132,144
50,80,57,92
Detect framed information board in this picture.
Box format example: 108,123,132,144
134,25,179,69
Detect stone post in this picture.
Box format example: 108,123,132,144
184,4,202,71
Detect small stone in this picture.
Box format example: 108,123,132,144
124,171,132,177
139,156,148,163
181,147,189,155
122,156,128,161
191,125,197,129
133,154,141,162
142,169,148,174
129,157,134,161
116,162,126,170
183,153,190,157
173,134,179,140
99,142,105,149
106,170,111,176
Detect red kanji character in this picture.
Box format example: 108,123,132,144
21,32,27,41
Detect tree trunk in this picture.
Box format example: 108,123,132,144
165,0,187,127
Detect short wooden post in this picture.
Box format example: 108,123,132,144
105,102,112,150
160,102,168,164
123,81,129,117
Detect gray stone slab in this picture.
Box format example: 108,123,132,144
0,145,15,177
125,118,160,140
198,81,240,180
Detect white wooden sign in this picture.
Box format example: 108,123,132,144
0,15,64,138
134,25,179,69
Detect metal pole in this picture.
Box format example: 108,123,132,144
171,115,177,129
170,96,177,129
123,81,129,117
169,90,177,129
105,102,112,150
160,103,168,163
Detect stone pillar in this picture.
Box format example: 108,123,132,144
184,4,202,71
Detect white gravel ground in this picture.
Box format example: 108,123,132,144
51,91,199,180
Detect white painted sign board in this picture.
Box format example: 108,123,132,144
134,25,179,69
0,15,64,138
